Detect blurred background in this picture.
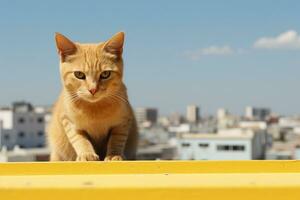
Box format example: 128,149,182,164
1,0,300,161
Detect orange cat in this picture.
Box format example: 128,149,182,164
47,32,138,161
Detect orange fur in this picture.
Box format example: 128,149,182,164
47,32,138,161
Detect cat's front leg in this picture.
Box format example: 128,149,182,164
61,116,99,161
76,152,99,161
105,122,131,161
104,155,123,161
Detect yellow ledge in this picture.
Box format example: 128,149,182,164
1,161,300,200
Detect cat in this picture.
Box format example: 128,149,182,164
47,32,138,161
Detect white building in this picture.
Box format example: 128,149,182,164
245,106,271,120
279,117,300,129
217,108,229,120
168,123,199,134
0,146,50,162
135,107,158,125
177,129,266,160
0,102,48,150
217,108,239,130
186,105,200,123
239,121,267,130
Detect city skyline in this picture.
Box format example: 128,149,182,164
1,1,300,115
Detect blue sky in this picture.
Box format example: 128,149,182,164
1,0,300,116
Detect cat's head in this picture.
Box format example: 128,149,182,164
55,32,125,103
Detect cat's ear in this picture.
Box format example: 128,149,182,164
103,32,125,56
55,33,77,61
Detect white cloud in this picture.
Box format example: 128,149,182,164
201,45,233,55
254,30,300,50
184,45,234,60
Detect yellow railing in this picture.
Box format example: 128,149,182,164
1,161,300,200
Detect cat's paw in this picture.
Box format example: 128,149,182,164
104,155,123,161
76,152,99,161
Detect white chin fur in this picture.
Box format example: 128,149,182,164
83,96,102,103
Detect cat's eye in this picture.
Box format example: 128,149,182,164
100,71,111,80
74,71,86,80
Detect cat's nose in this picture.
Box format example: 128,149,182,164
89,88,97,95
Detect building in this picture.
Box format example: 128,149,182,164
216,109,239,130
177,129,266,160
239,121,267,130
137,127,177,160
265,141,297,160
197,116,218,133
217,108,229,120
0,102,48,150
294,146,300,160
168,123,195,134
168,112,185,126
139,127,170,145
186,105,200,123
266,116,300,141
279,117,300,129
137,144,176,160
245,106,271,120
0,146,50,162
135,107,158,125
267,124,281,141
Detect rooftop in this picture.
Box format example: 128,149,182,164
180,129,255,140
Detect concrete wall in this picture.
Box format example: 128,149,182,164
13,112,45,148
0,110,13,129
178,138,252,160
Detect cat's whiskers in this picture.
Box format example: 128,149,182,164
105,92,129,105
113,95,129,104
106,95,119,104
113,91,129,101
65,92,80,104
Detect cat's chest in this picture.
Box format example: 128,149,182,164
71,106,123,137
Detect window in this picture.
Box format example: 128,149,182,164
18,132,25,138
198,143,209,148
217,145,245,151
181,143,190,147
18,118,25,123
217,145,230,151
37,131,44,136
37,117,44,123
233,145,245,151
